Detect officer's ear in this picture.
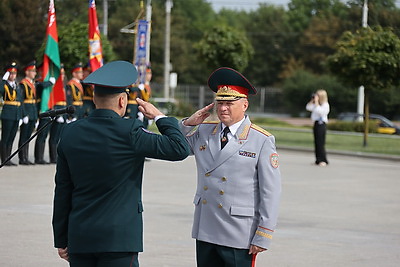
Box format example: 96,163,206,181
242,98,249,112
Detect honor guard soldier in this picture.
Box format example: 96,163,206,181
66,63,84,120
48,64,67,163
125,85,141,119
18,61,54,165
52,61,190,267
0,62,22,166
180,67,282,267
33,63,56,165
82,63,95,117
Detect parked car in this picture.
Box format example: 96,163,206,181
337,112,400,135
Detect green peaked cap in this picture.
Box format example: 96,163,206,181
83,60,138,94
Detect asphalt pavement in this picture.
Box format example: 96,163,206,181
1,145,400,267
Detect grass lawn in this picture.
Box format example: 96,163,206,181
270,129,400,156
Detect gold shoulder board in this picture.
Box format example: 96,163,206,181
251,124,272,137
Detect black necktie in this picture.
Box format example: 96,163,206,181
221,127,230,150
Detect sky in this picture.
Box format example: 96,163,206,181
208,0,290,11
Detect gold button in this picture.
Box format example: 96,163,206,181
221,177,227,181
204,186,208,191
218,204,223,208
202,199,207,204
219,190,224,195
205,172,211,177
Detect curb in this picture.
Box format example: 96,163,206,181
278,145,400,162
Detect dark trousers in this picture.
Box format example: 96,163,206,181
69,252,139,267
196,240,252,267
313,121,328,164
1,119,19,147
18,120,36,160
35,118,51,144
49,120,63,145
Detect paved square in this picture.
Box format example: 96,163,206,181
1,149,399,266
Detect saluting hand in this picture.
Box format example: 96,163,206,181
136,98,165,119
183,103,215,126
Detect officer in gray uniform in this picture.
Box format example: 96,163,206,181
180,67,281,267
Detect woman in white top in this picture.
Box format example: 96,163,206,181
306,89,330,166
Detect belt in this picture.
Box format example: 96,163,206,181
72,101,83,106
23,99,36,104
82,96,93,100
128,100,138,105
55,101,67,106
4,101,21,106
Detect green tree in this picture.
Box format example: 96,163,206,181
287,0,347,32
195,24,254,72
36,21,116,72
0,0,47,66
327,26,400,145
243,4,292,86
282,69,352,116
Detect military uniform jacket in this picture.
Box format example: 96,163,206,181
181,116,281,249
0,80,22,120
53,109,190,253
66,79,84,119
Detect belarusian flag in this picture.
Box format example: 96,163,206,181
41,0,61,112
89,0,103,71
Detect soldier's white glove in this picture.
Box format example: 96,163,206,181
35,121,39,129
137,111,144,122
19,119,23,126
49,77,56,84
23,116,29,124
56,116,65,123
71,118,77,122
2,71,10,81
138,83,145,90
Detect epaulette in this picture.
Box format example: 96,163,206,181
202,121,219,124
251,124,272,137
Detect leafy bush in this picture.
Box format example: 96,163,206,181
282,69,356,117
168,100,196,117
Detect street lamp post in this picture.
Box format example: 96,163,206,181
163,0,172,100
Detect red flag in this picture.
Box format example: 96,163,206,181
88,0,103,71
42,0,63,112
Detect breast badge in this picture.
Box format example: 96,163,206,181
239,150,256,158
199,145,206,151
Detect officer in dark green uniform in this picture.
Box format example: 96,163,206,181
52,60,190,267
48,64,67,163
0,62,22,166
18,61,54,165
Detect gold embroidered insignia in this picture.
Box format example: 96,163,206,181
238,124,250,140
199,145,206,151
251,124,272,136
256,230,273,239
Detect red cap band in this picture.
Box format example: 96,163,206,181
217,85,248,96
